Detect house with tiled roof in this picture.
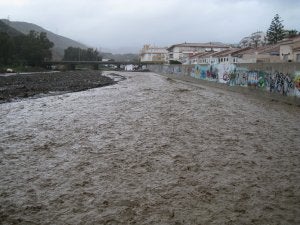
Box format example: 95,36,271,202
238,44,281,63
279,36,300,62
167,42,230,64
189,47,253,65
189,51,216,64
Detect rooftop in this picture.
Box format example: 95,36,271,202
189,51,216,59
168,42,230,50
189,47,253,59
278,35,300,45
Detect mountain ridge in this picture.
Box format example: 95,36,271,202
0,20,24,37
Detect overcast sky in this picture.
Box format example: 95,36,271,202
0,0,300,53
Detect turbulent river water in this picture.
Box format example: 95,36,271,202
0,71,299,225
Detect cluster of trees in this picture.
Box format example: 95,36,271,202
0,30,53,67
63,47,101,61
266,14,299,44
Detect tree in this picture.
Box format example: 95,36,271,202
0,32,15,65
63,47,100,61
17,30,53,66
169,60,182,64
284,29,298,38
266,14,285,44
250,33,261,48
0,30,53,67
63,47,80,61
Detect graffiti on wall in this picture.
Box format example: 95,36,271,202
148,64,299,97
234,67,248,86
215,64,235,84
268,72,294,95
189,64,300,97
161,65,182,75
294,73,300,91
191,65,219,80
191,65,207,79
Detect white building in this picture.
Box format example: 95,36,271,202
167,43,230,64
189,47,255,65
140,45,168,63
279,36,300,62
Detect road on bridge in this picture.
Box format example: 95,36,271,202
1,71,299,224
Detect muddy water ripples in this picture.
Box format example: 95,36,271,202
0,71,300,224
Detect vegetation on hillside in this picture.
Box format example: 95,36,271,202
0,30,53,68
1,19,87,60
0,20,23,37
100,52,139,62
284,29,299,38
63,47,101,61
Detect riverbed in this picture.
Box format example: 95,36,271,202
0,71,299,224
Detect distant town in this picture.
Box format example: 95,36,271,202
139,31,300,65
1,14,299,72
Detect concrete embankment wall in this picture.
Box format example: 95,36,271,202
147,63,300,106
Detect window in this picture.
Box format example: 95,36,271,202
296,54,300,62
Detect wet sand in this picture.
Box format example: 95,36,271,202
0,71,299,224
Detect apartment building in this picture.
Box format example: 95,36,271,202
190,47,252,65
140,45,168,63
239,45,281,63
167,42,230,63
279,36,300,62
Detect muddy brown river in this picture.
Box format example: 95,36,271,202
0,71,299,224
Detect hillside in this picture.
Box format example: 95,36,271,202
0,20,24,37
101,52,139,62
1,19,139,61
1,19,88,60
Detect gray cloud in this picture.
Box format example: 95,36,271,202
1,0,299,52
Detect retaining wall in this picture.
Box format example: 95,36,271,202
147,63,300,100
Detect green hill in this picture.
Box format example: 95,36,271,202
1,19,88,60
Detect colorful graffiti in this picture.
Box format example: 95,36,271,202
191,65,218,80
294,72,300,91
247,71,258,86
147,64,300,97
189,64,300,97
257,71,268,88
215,64,235,84
191,65,206,79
